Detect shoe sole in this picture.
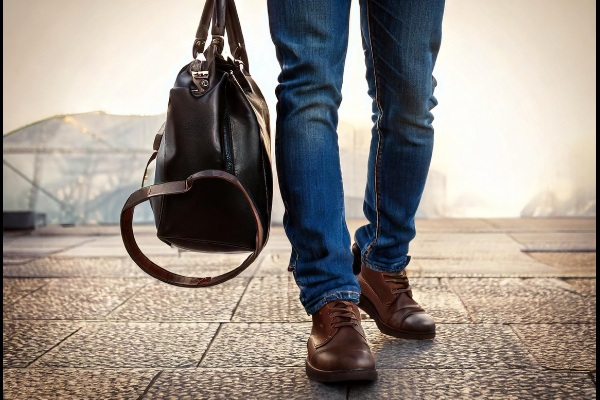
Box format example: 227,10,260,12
305,359,378,383
358,295,436,340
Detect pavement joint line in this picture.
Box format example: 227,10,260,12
445,277,477,324
521,249,597,253
482,218,596,233
506,231,596,253
2,237,99,259
25,325,83,368
4,292,33,307
4,278,54,306
229,274,258,321
104,281,153,319
196,323,223,368
507,323,543,368
137,370,163,400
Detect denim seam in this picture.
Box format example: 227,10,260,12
362,255,410,273
364,0,383,260
305,290,361,315
291,246,298,270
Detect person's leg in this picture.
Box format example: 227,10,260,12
355,0,445,272
267,0,360,315
353,0,445,339
268,0,377,382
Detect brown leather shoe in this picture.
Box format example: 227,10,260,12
306,300,377,382
353,243,436,339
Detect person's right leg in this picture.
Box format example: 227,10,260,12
266,0,360,316
267,0,376,382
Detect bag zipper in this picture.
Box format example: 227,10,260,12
222,94,235,175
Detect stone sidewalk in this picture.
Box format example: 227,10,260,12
2,218,596,399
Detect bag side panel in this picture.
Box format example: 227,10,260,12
229,73,273,244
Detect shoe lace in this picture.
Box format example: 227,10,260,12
383,271,413,296
329,301,359,328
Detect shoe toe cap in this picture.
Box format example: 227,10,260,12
311,348,376,371
402,313,436,334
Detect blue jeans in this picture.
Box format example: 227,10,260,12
267,0,445,315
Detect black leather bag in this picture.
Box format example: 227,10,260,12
120,0,272,287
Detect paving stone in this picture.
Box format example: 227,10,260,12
1,220,596,399
255,252,294,276
417,257,564,278
526,252,597,277
347,218,498,234
201,323,311,367
166,252,260,278
108,278,249,322
2,256,36,265
512,324,596,370
2,237,94,257
2,232,26,242
410,233,530,261
563,278,596,297
49,232,177,257
54,244,178,257
4,278,147,320
3,277,49,292
232,276,309,322
364,323,533,369
261,226,293,251
512,232,596,252
2,257,163,278
2,247,71,257
2,236,92,250
348,369,596,400
528,252,596,267
33,224,151,236
2,278,50,305
144,368,346,400
414,218,498,232
3,321,81,367
485,218,596,232
3,368,157,400
449,278,596,323
36,322,218,368
404,278,471,323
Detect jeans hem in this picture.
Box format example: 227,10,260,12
304,290,361,316
362,255,411,273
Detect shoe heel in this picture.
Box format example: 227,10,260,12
351,243,362,275
358,294,380,322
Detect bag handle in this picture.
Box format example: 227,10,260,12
120,170,265,287
193,0,250,72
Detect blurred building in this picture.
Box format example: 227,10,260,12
3,112,164,225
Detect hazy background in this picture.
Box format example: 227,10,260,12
3,0,596,222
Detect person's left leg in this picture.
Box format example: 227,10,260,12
354,0,445,339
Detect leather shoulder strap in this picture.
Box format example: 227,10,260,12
120,170,265,287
